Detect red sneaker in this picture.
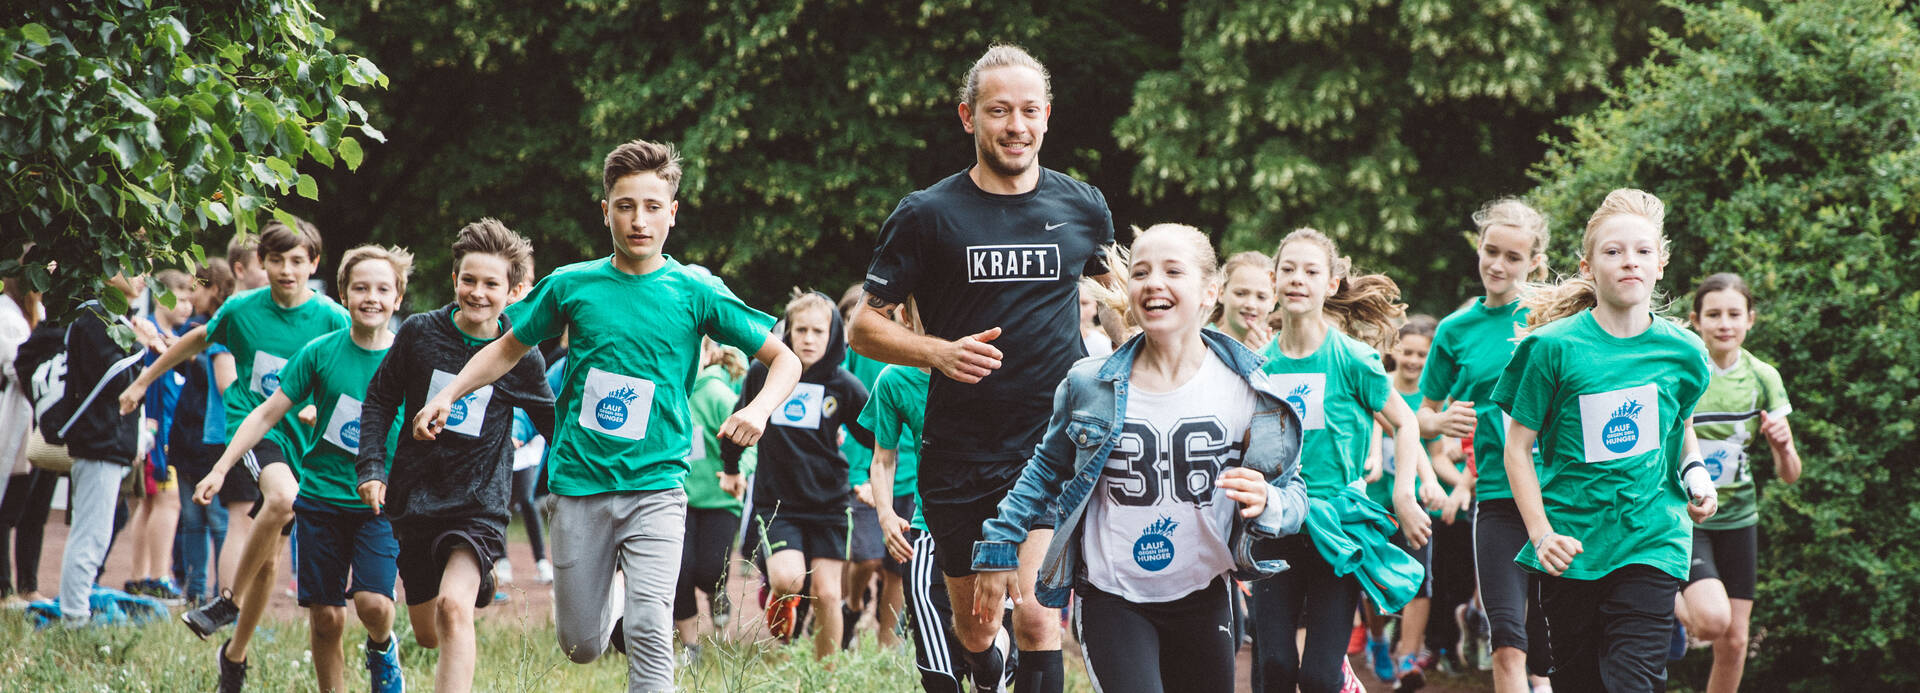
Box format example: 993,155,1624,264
764,594,802,642
1347,623,1367,655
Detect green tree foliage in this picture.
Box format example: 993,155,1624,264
1117,0,1671,313
1527,1,1920,688
1,0,384,316
308,0,1180,309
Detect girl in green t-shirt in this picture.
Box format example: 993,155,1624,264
1250,228,1440,693
1674,273,1800,693
1494,189,1716,693
1415,197,1554,691
674,337,751,662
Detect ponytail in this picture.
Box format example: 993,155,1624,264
1269,228,1406,352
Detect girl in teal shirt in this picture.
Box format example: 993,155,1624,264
1494,189,1716,693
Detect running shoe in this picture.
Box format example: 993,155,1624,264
1347,623,1367,655
366,636,405,693
841,604,862,650
765,594,802,642
146,578,185,606
680,642,702,668
609,616,627,656
183,592,240,639
1339,657,1366,693
495,558,515,586
217,639,248,693
709,591,730,629
535,559,554,585
1369,637,1395,682
1395,652,1426,692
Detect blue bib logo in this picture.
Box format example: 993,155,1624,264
1132,516,1179,572
340,420,361,449
448,392,478,427
260,372,281,396
1286,383,1312,422
597,386,641,429
783,399,807,422
1705,448,1728,479
1602,400,1643,454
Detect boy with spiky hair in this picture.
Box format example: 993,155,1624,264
355,219,554,693
119,216,348,692
412,139,802,691
195,245,416,693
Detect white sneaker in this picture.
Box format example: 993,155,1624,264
495,558,515,585
535,559,554,585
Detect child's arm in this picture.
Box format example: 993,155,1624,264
1758,411,1801,483
1506,420,1581,576
971,377,1084,617
212,351,237,394
1379,394,1433,548
718,333,800,447
192,390,294,505
1678,423,1718,523
411,328,533,440
356,332,410,513
869,446,912,563
119,324,209,413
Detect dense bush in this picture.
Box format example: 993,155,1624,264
1528,1,1920,688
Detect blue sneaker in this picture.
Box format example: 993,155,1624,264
1369,637,1395,682
366,636,405,692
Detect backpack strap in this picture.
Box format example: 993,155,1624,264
55,305,149,438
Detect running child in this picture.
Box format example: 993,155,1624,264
193,245,414,693
119,218,347,688
970,224,1309,693
835,285,892,651
1416,198,1554,692
1493,188,1716,693
355,220,554,693
722,290,874,660
410,139,801,691
1211,250,1276,352
674,337,752,661
1250,227,1440,693
1673,273,1800,693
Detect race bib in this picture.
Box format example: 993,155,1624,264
1698,438,1746,487
689,430,707,461
772,383,826,430
1578,384,1660,463
1265,373,1327,430
578,367,654,441
250,351,288,397
320,394,364,452
427,369,494,438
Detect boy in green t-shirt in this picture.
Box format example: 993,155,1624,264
118,218,347,687
412,139,801,690
192,246,413,693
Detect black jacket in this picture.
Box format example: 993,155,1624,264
64,305,140,464
722,293,873,515
357,305,554,528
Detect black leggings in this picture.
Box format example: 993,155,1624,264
674,507,738,621
1248,534,1362,693
0,470,60,595
1538,565,1682,693
1075,577,1236,693
1426,512,1476,653
509,465,545,561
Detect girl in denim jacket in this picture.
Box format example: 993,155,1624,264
971,224,1309,693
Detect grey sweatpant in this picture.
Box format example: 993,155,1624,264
60,458,127,622
552,488,687,692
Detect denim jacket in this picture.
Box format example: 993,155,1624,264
971,328,1309,607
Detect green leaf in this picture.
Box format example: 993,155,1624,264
202,199,232,225
337,136,364,171
155,288,176,310
295,174,318,200
100,285,129,316
265,156,295,181
21,23,50,46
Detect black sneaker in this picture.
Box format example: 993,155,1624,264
608,616,626,656
217,639,248,693
183,592,239,639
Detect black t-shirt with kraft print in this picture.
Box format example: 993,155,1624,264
863,167,1114,501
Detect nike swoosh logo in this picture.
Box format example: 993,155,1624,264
1045,222,1068,231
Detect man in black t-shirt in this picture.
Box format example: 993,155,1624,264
850,44,1113,693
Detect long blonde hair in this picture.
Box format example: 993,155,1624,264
1081,223,1219,333
1520,189,1670,329
1268,228,1406,351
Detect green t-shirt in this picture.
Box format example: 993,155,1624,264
856,365,930,533
1692,349,1791,531
273,329,399,509
687,364,754,512
1366,388,1450,514
506,256,776,496
203,287,350,460
1492,310,1711,581
842,350,887,486
1260,330,1391,500
1420,297,1540,501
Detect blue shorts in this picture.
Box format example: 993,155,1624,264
293,495,399,607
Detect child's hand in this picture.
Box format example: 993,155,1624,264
1437,400,1477,438
1418,479,1447,510
192,472,226,506
296,405,318,428
854,483,875,508
1758,411,1793,448
1362,452,1383,483
358,480,386,514
1395,492,1432,549
118,380,150,415
411,396,452,440
879,511,913,563
717,473,746,499
1216,467,1269,518
1688,492,1718,524
1441,485,1473,525
1532,531,1583,576
718,411,766,447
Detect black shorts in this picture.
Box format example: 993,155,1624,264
751,509,851,563
1687,525,1757,601
393,517,505,608
920,484,1056,579
1475,499,1546,656
882,494,917,577
231,440,295,533
849,502,887,563
1389,528,1434,599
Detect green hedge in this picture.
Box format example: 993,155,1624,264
1527,0,1920,688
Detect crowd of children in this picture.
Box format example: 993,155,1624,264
0,42,1806,693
